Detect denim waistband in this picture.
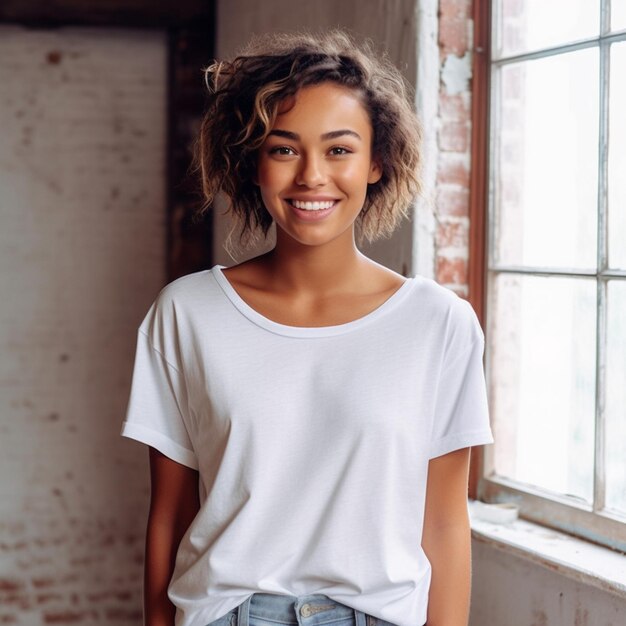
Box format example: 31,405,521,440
235,592,369,626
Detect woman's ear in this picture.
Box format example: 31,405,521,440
368,157,383,185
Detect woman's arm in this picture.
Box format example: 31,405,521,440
421,447,472,626
144,447,200,626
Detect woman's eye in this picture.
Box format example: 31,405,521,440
269,146,295,156
329,147,351,156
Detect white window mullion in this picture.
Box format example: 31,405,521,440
594,0,611,515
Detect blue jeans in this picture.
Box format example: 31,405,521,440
204,592,399,626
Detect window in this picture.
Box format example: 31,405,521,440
478,0,626,552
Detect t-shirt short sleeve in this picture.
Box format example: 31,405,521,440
429,301,494,459
121,322,198,471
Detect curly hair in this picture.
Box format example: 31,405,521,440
191,28,423,257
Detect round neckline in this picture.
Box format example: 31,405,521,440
211,264,417,338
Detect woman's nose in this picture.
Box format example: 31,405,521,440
295,154,327,187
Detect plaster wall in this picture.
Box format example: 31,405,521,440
470,539,626,626
0,25,167,625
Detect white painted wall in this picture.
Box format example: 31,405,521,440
471,540,626,626
0,25,167,624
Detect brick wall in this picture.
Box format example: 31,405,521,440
0,26,167,626
435,0,474,297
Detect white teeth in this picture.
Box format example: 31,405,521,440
291,200,336,211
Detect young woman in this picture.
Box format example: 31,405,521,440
121,29,493,626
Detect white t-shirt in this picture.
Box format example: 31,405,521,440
121,264,494,626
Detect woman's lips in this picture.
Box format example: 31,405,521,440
285,199,339,221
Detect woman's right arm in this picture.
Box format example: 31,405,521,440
144,446,201,626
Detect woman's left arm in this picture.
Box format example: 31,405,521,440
421,447,473,626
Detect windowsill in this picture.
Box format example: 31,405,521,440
468,499,626,598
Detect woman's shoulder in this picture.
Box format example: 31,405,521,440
408,274,483,343
138,268,221,335
158,265,241,306
410,273,473,312
158,267,215,299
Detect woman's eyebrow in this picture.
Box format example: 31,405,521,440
268,129,362,141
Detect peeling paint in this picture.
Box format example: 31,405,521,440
471,539,626,625
441,51,472,95
574,604,589,626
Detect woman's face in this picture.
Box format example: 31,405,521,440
255,81,382,248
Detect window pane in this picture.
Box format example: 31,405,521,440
493,50,598,269
612,0,626,31
606,281,626,516
496,0,600,58
609,42,626,270
488,273,596,503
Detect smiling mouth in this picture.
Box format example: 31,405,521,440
287,199,339,211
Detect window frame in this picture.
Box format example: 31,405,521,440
472,0,626,553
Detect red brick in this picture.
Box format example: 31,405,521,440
440,0,469,20
105,608,143,621
36,593,64,605
437,220,469,249
438,120,470,152
437,153,470,187
439,18,468,56
0,580,22,593
439,92,470,122
85,591,111,603
436,256,468,285
43,610,94,624
2,591,32,609
32,577,55,589
436,186,470,217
